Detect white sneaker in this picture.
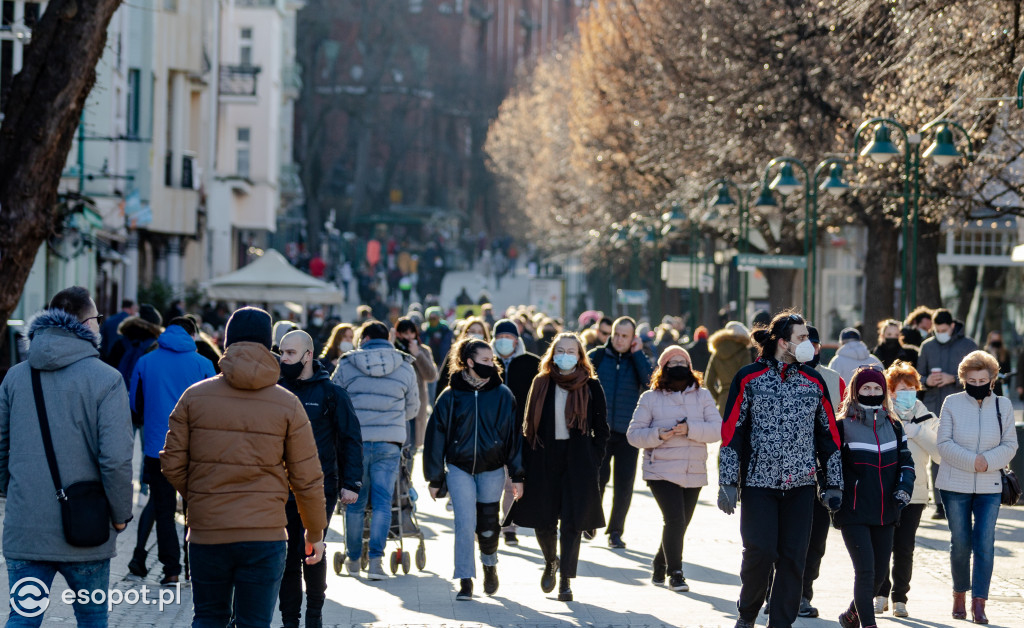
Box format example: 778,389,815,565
874,596,888,613
366,558,389,580
893,602,908,617
344,557,360,577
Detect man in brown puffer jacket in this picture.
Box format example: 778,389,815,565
162,307,327,628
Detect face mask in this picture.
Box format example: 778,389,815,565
806,354,821,368
468,333,485,341
894,390,917,412
339,341,354,353
311,317,324,327
965,382,991,401
494,338,516,356
791,339,815,363
553,354,578,371
884,338,900,347
858,393,885,408
470,362,497,380
990,341,1003,349
935,332,951,344
280,359,305,381
665,365,692,382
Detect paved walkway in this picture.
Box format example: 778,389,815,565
3,441,1024,626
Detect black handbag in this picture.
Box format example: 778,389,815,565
31,368,112,547
994,398,1022,507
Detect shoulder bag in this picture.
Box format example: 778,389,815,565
994,397,1022,507
31,368,112,547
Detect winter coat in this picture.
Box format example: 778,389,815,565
686,338,711,373
504,377,609,531
936,392,1019,495
0,309,134,562
588,344,654,433
422,323,454,368
493,339,541,425
705,328,751,415
331,339,419,444
719,358,843,491
423,371,524,486
833,407,915,528
106,315,162,387
161,342,327,544
873,340,916,370
916,325,978,414
130,326,216,458
816,364,846,410
626,386,722,488
99,310,129,359
894,399,940,505
827,340,883,384
396,341,437,449
280,360,364,496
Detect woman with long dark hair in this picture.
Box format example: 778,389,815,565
504,332,609,602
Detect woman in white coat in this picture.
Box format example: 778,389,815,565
626,346,722,593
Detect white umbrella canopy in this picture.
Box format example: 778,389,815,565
202,249,343,305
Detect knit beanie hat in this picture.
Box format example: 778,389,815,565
850,366,886,393
225,307,273,349
138,304,163,327
840,327,861,342
493,319,519,338
658,345,690,369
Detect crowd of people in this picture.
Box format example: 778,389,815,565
0,287,1019,628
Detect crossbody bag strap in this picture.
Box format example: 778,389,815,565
31,368,67,502
995,396,1003,432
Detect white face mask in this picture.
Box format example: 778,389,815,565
339,341,355,353
792,339,815,364
935,332,951,344
468,333,485,341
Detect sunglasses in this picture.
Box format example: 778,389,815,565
82,314,105,325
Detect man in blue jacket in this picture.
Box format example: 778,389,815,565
128,317,216,584
587,316,653,548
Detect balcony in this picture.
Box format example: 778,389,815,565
219,65,261,97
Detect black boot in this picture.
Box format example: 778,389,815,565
128,548,149,578
558,576,573,602
456,578,473,601
483,565,499,596
537,531,560,594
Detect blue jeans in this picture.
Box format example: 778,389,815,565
940,490,1001,599
346,441,401,560
447,465,506,579
6,559,110,627
188,541,286,628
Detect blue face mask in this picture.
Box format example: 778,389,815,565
894,390,917,412
494,338,516,357
553,354,578,371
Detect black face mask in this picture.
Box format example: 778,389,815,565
858,393,885,408
471,363,497,380
989,341,1003,349
665,365,692,382
280,360,305,381
965,382,992,401
883,338,900,348
806,354,821,368
395,338,409,352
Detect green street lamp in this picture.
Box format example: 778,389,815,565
861,125,901,164
922,126,960,166
820,163,850,197
702,178,752,318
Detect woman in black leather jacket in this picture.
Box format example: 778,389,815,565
423,338,524,601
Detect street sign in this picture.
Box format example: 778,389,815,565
735,253,807,269
616,289,649,305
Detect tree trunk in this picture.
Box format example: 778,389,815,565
862,218,900,339
0,0,124,341
763,268,798,315
954,266,977,322
914,217,942,309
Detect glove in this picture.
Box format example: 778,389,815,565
823,488,843,512
893,489,911,508
718,485,738,515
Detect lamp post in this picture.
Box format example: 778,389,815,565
853,118,974,315
754,157,852,322
701,178,750,317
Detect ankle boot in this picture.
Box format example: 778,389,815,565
558,576,573,602
971,597,988,624
952,592,967,619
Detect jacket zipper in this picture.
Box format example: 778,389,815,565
472,390,479,474
873,410,883,525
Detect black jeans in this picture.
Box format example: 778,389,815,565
877,503,925,603
279,492,338,628
597,431,639,535
535,440,583,578
648,481,701,574
136,456,181,577
737,485,815,628
840,524,895,628
802,497,832,601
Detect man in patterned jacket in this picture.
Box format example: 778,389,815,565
717,311,843,628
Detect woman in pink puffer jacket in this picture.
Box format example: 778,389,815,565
627,346,722,593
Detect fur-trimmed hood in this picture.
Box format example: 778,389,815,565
24,308,101,370
709,328,750,360
117,315,163,340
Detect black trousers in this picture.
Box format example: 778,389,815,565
597,431,639,535
931,460,942,510
136,456,181,577
840,524,895,628
802,497,832,601
535,440,583,578
737,486,815,628
278,492,338,627
648,481,701,574
877,503,925,603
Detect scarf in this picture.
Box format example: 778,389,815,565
461,369,488,390
524,368,591,448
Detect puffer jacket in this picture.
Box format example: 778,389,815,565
705,328,751,414
936,392,1019,495
833,407,915,528
331,339,419,444
626,385,722,487
423,371,524,486
894,399,940,505
917,325,978,414
827,340,883,384
160,342,327,544
588,344,654,433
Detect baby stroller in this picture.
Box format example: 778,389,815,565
334,446,426,576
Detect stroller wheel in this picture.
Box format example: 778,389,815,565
401,550,411,574
415,542,426,571
389,550,400,574
333,552,343,575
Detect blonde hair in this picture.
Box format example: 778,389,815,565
957,350,1000,382
877,319,901,346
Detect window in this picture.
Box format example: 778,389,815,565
126,69,140,138
236,127,251,178
1,2,13,28
240,27,253,66
23,2,39,28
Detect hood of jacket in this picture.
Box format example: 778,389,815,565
448,369,503,392
157,325,198,353
836,340,872,361
24,309,101,371
220,342,281,390
344,340,413,378
709,328,749,359
117,315,163,340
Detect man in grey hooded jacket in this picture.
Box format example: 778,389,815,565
0,286,134,626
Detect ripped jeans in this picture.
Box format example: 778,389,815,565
446,465,505,579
